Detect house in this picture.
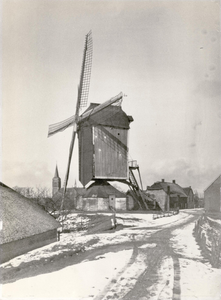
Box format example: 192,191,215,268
204,175,221,212
52,165,127,211
146,179,194,211
79,180,127,211
183,186,195,208
126,189,159,211
0,182,60,264
52,179,127,212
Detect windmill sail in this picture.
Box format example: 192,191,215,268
78,30,93,110
48,115,76,137
79,92,123,123
60,31,93,213
47,92,123,137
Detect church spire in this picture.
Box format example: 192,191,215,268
54,164,59,178
52,164,61,196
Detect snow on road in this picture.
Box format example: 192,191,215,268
1,212,186,300
170,217,221,300
2,250,133,300
145,256,174,300
1,210,221,300
1,212,188,271
171,221,203,260
179,258,221,300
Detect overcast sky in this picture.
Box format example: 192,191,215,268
2,0,221,194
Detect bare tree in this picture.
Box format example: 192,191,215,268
13,185,58,217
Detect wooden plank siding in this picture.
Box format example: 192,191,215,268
79,125,129,186
93,126,128,180
78,126,94,186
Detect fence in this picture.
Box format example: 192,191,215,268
153,208,179,220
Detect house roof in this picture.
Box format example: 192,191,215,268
127,189,155,202
79,103,133,129
147,181,187,197
0,182,60,245
204,174,221,192
83,180,126,198
183,187,192,196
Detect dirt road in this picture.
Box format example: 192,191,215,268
94,210,203,300
2,210,220,300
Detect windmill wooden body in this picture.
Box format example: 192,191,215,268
78,101,133,186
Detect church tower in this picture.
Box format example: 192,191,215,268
52,165,61,196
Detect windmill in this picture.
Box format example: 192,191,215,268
48,31,151,214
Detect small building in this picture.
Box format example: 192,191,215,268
78,180,127,211
204,175,221,212
146,179,193,211
183,186,195,208
0,182,60,264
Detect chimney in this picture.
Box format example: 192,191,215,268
167,186,170,194
172,180,176,184
162,179,165,182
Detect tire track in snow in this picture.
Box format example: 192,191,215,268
94,236,150,300
122,215,199,300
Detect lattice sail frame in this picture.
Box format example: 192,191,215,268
48,92,123,137
79,31,93,110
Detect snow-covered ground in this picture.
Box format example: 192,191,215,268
1,210,221,300
179,258,221,300
116,211,190,228
145,256,174,300
2,250,133,300
171,220,221,300
0,212,189,271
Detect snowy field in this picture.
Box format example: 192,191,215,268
1,210,221,300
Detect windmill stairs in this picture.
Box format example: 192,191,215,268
120,162,155,211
